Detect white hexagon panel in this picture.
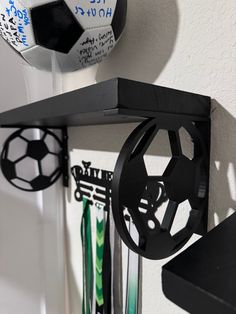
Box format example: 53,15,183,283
0,0,35,52
64,0,117,29
0,0,127,71
57,26,116,69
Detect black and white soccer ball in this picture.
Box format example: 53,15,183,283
1,128,63,191
0,0,127,71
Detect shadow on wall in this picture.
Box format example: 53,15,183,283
208,100,236,230
69,123,190,157
64,224,82,313
96,0,179,84
0,190,45,313
0,37,55,110
0,38,27,112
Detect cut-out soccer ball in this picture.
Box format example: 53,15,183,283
112,118,208,260
0,0,127,71
1,129,63,191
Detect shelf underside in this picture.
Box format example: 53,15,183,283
0,78,211,128
162,212,236,314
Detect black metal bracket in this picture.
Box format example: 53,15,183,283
0,127,69,191
112,116,211,260
61,127,69,187
70,114,211,261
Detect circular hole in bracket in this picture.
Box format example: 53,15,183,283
148,220,156,229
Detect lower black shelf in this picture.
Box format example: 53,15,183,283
162,212,236,314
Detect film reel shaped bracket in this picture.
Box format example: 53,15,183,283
112,118,209,260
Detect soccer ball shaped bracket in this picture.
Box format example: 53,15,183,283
1,127,69,192
112,117,211,260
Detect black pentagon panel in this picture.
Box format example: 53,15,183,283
112,0,127,40
163,156,196,204
1,159,16,180
31,176,52,190
27,140,48,160
31,0,84,53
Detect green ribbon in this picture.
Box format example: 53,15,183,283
81,198,94,314
95,202,105,313
126,220,141,314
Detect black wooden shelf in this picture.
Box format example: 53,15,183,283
0,78,210,128
162,212,236,314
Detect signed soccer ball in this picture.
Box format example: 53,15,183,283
0,0,127,71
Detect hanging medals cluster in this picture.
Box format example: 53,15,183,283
72,160,165,313
72,161,114,314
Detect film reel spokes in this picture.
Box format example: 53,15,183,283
112,118,208,260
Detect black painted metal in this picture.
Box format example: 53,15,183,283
62,127,69,187
162,212,236,314
71,161,113,211
112,116,211,260
71,161,167,216
1,128,64,191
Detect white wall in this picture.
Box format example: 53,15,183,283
0,40,66,314
65,1,236,313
